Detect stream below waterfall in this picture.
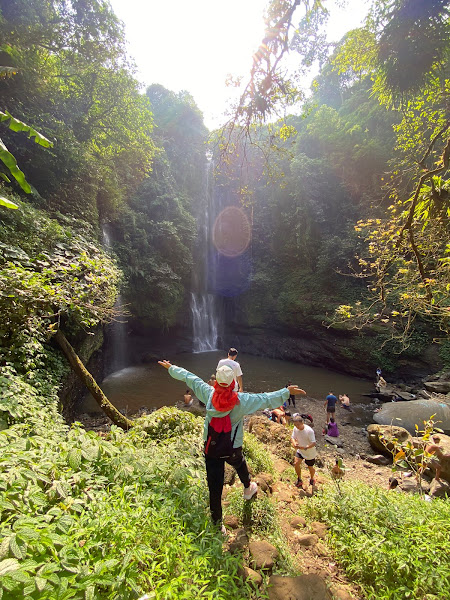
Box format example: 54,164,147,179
79,351,375,426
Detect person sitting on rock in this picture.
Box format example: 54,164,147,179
339,394,352,411
183,389,193,407
375,376,387,393
425,435,450,481
326,417,339,437
271,406,287,425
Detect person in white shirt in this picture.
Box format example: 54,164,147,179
291,415,317,488
217,348,243,392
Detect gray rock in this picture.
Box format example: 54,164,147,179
268,574,332,600
229,528,249,553
400,479,420,493
324,435,343,447
374,398,450,434
309,522,327,539
223,515,239,529
224,464,236,485
254,475,271,493
290,516,307,529
366,454,391,466
367,424,412,455
424,381,450,394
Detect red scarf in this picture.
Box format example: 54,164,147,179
211,380,239,412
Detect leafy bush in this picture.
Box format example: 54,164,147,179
243,432,275,475
134,406,203,442
306,482,450,600
0,200,120,378
0,401,257,599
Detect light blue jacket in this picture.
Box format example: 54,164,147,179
168,365,290,448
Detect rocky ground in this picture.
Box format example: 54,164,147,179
76,397,395,600
76,388,449,600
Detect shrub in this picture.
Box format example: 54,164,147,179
134,406,203,441
243,432,275,475
0,405,257,599
306,481,450,600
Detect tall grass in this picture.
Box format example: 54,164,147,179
0,384,259,599
306,481,450,600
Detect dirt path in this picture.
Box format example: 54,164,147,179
227,398,396,599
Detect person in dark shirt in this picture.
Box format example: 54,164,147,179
324,392,338,423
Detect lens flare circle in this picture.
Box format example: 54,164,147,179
212,206,251,258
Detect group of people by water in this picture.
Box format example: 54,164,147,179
160,347,355,533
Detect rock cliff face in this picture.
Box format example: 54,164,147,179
221,323,441,380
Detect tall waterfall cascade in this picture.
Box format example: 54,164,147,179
190,160,220,352
102,224,128,372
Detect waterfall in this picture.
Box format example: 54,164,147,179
102,224,129,372
191,160,219,352
191,292,218,352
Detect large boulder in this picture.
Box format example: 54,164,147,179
367,424,411,456
424,381,450,394
373,398,450,434
368,427,450,484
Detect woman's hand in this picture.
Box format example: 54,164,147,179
158,360,172,370
288,385,306,395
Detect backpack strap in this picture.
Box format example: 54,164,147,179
231,422,239,446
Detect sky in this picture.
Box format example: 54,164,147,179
109,0,370,129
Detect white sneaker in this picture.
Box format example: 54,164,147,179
243,481,258,500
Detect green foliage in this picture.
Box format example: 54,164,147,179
381,416,442,494
225,488,278,535
134,406,203,442
0,0,155,220
0,379,256,600
374,0,450,96
439,339,450,369
0,196,18,209
0,108,54,194
0,200,120,376
243,432,275,475
111,86,208,328
307,481,450,600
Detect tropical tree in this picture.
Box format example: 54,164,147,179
331,0,450,340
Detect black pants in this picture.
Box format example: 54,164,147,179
204,447,250,524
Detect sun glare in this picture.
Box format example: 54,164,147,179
108,0,369,129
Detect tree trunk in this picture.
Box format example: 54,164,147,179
54,328,133,430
